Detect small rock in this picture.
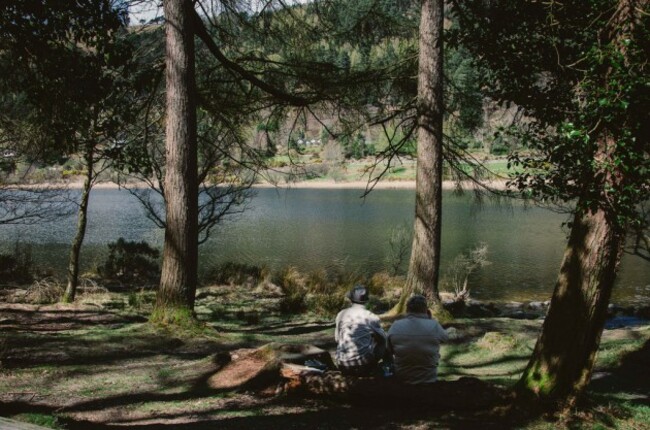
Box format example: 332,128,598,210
446,327,461,340
527,301,546,310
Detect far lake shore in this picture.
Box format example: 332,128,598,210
13,178,511,191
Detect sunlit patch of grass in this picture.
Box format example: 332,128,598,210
12,413,64,429
596,326,650,369
439,325,536,385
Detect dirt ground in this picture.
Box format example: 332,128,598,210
1,286,649,429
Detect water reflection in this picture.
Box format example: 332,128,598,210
0,187,648,305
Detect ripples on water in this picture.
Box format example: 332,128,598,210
0,187,648,305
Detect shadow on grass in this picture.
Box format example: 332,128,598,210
2,385,537,430
0,307,148,334
589,338,650,405
212,321,335,336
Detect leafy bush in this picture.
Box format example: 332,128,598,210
127,288,154,310
100,238,160,287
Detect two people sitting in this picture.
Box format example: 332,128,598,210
334,285,449,384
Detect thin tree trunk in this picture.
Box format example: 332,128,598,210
392,0,444,314
517,204,625,408
62,143,94,303
153,0,198,322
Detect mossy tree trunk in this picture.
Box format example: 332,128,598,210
392,0,444,314
517,201,625,408
152,0,199,323
517,0,644,408
63,141,95,303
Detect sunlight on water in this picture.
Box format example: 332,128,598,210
0,188,648,305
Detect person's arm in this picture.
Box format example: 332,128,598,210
370,316,388,343
335,312,341,342
436,321,450,343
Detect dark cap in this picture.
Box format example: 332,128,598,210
347,285,369,304
406,294,428,314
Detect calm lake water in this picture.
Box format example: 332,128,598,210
1,187,648,305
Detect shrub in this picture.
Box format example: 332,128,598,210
203,262,266,286
127,288,154,310
303,163,329,179
385,224,410,275
275,266,308,314
307,293,346,317
24,277,64,304
100,238,160,287
305,269,334,294
272,266,406,316
367,271,402,298
441,243,490,301
320,141,344,166
279,293,308,314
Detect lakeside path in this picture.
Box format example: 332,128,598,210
26,178,511,190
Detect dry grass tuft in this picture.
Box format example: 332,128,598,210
24,277,64,304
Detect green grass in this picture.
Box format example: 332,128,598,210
12,413,64,429
2,285,649,430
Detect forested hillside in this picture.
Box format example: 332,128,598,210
1,0,521,188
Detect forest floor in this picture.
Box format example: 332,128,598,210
0,284,649,430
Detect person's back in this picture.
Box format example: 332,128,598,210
335,285,387,375
388,295,449,384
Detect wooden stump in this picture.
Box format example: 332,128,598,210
207,345,281,390
207,343,333,391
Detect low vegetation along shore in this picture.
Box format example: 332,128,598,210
20,177,511,192
1,262,649,430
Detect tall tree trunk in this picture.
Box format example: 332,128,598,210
62,143,94,303
153,0,198,322
517,0,643,408
517,203,625,408
392,0,444,314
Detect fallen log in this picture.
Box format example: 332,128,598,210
209,343,509,411
208,343,333,391
279,367,509,410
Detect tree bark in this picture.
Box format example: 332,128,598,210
517,0,643,408
62,142,94,303
393,0,444,314
517,203,625,408
153,0,198,321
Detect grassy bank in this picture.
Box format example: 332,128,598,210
1,282,648,429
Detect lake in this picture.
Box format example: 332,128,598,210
1,187,648,305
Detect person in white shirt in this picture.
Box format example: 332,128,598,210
387,294,449,384
335,285,388,376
